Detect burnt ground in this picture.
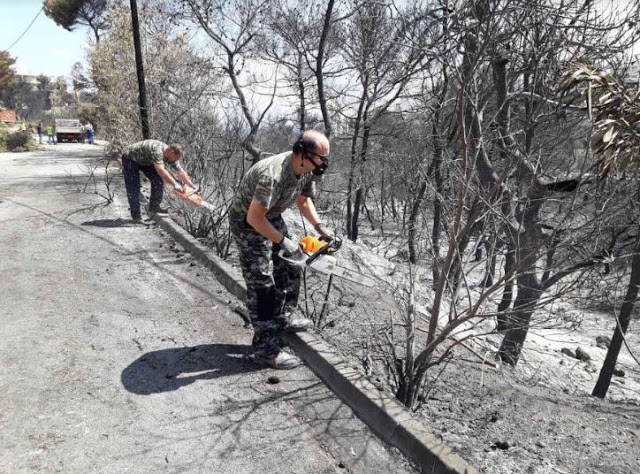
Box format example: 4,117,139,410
0,146,419,474
421,356,640,474
208,213,640,474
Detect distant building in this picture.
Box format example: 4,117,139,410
16,74,41,91
0,109,18,124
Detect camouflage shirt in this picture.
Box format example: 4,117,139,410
122,139,183,172
231,151,316,218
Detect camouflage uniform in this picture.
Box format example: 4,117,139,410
229,151,316,358
123,140,183,170
121,140,183,217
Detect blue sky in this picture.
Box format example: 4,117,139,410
0,0,636,79
0,0,88,78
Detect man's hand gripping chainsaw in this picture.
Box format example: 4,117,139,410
279,235,375,287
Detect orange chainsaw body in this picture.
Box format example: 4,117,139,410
173,185,203,206
300,235,325,254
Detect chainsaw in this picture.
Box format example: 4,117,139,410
279,235,375,287
172,184,216,212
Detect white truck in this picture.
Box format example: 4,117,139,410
54,119,83,143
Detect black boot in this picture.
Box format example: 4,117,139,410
148,204,168,216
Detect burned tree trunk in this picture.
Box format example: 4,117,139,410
593,236,640,398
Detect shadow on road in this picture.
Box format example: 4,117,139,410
81,218,126,228
122,343,260,395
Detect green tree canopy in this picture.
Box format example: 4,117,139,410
43,0,109,43
0,51,16,89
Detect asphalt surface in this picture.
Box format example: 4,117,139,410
0,144,418,474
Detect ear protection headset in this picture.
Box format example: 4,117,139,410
293,132,329,176
292,137,305,169
292,136,306,154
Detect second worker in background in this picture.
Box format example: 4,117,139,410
229,130,334,370
121,139,196,222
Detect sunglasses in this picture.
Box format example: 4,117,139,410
305,151,330,162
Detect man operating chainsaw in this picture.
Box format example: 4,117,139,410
229,129,334,370
121,140,196,223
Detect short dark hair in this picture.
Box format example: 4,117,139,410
166,144,183,157
302,130,328,153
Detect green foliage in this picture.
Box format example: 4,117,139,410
0,123,9,152
5,131,33,152
88,5,217,147
44,0,82,31
44,0,109,42
1,78,48,120
0,51,16,89
37,74,51,91
88,6,141,147
78,102,99,130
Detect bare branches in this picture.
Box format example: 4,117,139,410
182,0,277,161
85,0,640,408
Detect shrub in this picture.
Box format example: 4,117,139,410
6,131,32,152
0,123,9,152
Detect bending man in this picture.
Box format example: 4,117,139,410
229,130,333,369
121,140,195,222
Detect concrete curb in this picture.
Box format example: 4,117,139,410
153,214,480,474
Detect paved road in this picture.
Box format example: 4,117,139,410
0,144,417,474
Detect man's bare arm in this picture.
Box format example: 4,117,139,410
175,169,195,187
246,199,285,244
296,195,321,227
153,163,181,188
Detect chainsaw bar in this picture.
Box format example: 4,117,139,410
279,237,375,287
199,201,216,212
308,255,376,287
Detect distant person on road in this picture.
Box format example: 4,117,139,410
85,122,94,144
229,129,333,370
121,139,196,223
46,125,55,144
37,122,43,144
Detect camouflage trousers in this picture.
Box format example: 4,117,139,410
229,209,302,357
